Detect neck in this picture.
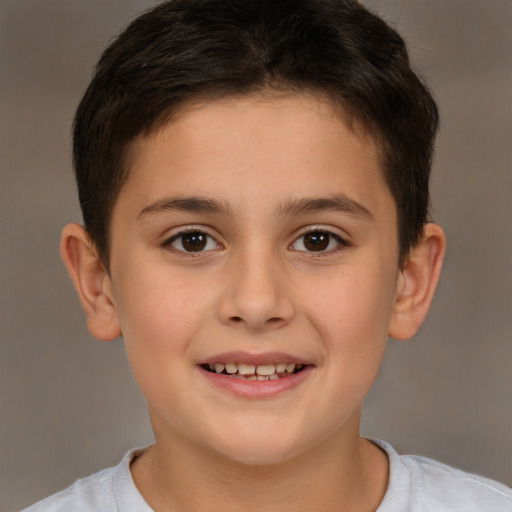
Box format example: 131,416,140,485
131,412,388,512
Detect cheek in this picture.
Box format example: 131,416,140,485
114,275,214,420
117,261,205,327
113,267,213,374
307,281,392,422
301,260,397,371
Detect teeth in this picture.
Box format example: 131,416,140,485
256,364,276,376
238,363,256,375
207,361,304,378
225,363,237,374
286,363,296,373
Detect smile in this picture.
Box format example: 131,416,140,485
201,362,305,380
198,354,313,398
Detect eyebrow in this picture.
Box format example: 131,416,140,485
277,194,373,220
138,193,373,220
138,195,234,218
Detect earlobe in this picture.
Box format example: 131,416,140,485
60,223,122,341
388,223,446,340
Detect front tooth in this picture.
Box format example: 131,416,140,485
286,363,296,373
225,363,237,374
214,363,225,373
238,363,256,375
276,363,287,373
256,364,276,376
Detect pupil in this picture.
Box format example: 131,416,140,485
182,232,207,252
304,232,329,251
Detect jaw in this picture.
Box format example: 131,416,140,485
148,397,365,468
146,360,369,469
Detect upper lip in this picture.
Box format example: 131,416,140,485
200,351,313,366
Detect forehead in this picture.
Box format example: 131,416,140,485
120,93,393,221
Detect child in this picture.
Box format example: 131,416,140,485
23,0,512,510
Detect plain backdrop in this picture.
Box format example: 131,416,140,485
1,1,511,510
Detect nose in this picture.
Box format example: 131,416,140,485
216,246,295,332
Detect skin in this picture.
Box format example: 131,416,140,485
61,94,445,512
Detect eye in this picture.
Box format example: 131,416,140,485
290,229,348,253
165,229,221,253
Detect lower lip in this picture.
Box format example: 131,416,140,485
198,366,313,399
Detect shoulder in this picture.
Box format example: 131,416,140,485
20,466,116,512
403,453,512,511
19,447,153,512
374,439,512,512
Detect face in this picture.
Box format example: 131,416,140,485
107,94,401,465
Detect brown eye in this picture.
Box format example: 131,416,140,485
181,232,207,252
291,229,347,253
303,232,330,251
167,230,219,253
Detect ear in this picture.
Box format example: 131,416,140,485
60,223,122,341
388,223,446,340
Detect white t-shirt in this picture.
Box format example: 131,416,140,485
22,440,512,511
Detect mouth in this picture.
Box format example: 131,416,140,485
198,353,314,398
200,362,307,381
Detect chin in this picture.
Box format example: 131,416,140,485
218,443,299,466
207,425,308,466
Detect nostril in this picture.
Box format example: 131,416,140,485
230,316,284,326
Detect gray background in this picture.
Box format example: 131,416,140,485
1,1,511,510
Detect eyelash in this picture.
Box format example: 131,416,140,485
163,228,222,255
162,227,350,255
289,228,350,256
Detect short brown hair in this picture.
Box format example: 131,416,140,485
73,0,439,267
